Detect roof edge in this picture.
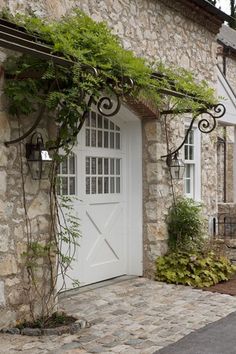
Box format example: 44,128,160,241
191,0,232,22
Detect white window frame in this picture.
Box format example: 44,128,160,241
57,153,77,196
184,123,201,201
85,156,121,195
85,110,121,150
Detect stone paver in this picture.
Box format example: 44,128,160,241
1,277,236,353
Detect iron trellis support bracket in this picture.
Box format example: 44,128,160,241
4,72,134,148
0,17,226,149
161,103,226,160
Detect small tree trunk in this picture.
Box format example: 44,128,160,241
229,0,236,29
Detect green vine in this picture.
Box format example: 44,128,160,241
19,153,81,323
2,9,217,149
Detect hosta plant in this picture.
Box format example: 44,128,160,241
155,251,236,288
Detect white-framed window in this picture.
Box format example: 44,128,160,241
85,157,121,195
184,125,201,200
57,153,77,196
85,111,121,149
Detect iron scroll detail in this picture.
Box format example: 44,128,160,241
96,92,121,117
96,77,134,117
161,103,226,160
4,72,133,146
198,103,226,134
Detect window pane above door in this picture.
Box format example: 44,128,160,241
85,111,121,149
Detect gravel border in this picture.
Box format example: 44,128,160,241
0,319,90,336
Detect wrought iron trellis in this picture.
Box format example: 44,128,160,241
0,17,136,147
160,103,226,161
0,16,226,148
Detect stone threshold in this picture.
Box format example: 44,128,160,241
59,275,139,299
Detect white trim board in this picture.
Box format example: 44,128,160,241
217,67,236,126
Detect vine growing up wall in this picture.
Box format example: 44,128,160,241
19,144,80,324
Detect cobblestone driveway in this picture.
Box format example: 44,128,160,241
1,277,236,354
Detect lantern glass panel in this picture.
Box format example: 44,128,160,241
169,157,185,179
28,160,43,180
41,160,52,179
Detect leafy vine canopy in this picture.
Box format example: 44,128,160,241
2,9,217,149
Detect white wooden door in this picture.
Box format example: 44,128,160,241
78,111,126,285
58,106,143,289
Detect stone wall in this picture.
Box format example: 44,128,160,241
0,49,53,327
0,0,224,324
142,113,186,276
142,118,170,277
0,0,218,83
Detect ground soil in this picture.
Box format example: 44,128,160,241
17,312,77,329
203,274,236,296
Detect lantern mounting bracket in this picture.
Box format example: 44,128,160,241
166,151,179,167
161,103,226,162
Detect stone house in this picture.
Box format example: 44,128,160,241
0,0,232,327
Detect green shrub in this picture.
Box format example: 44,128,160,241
167,198,204,252
155,251,236,288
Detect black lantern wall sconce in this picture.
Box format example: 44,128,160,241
166,152,185,180
25,132,53,180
